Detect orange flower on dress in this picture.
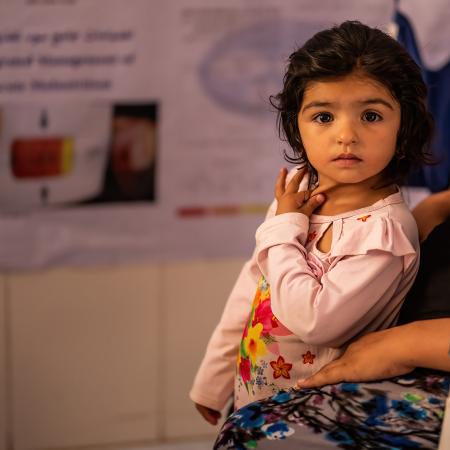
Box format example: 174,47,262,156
270,356,293,379
307,231,317,243
302,350,316,364
357,214,371,222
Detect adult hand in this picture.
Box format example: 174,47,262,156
296,327,415,388
275,168,325,216
195,403,222,425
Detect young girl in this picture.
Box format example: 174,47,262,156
213,192,450,450
190,20,434,424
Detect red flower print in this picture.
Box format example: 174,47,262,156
270,356,293,379
357,214,371,222
270,315,279,328
253,299,277,333
307,231,317,243
302,350,316,364
252,298,292,337
239,357,251,384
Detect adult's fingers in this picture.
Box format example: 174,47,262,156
297,361,345,388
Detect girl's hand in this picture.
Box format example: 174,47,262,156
296,327,414,388
275,168,325,216
195,402,222,425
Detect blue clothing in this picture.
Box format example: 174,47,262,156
396,11,450,191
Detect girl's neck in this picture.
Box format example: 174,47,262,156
312,182,397,216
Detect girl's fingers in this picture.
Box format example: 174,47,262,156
275,167,321,216
195,403,222,425
300,193,326,216
285,167,306,194
275,168,288,198
295,190,311,207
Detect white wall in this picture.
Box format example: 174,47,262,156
162,260,242,439
0,274,8,450
1,259,245,450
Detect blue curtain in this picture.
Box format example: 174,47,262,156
395,10,450,191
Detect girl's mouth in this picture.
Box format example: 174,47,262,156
334,153,362,161
333,153,362,166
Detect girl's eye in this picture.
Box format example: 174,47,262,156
313,113,333,123
363,111,382,122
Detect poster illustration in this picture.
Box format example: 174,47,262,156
0,0,395,269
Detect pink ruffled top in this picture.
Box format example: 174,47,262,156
190,189,419,411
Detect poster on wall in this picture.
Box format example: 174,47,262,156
0,0,395,269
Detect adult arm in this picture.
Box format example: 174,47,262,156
296,318,450,388
413,189,450,241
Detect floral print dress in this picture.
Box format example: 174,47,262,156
216,370,450,449
235,274,342,409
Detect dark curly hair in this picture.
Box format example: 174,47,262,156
270,20,434,187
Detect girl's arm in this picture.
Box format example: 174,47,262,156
255,169,417,348
297,319,450,388
189,256,259,412
190,168,321,415
190,198,281,414
256,227,410,347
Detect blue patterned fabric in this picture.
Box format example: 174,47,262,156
214,370,449,449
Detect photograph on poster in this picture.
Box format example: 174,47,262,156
86,103,158,204
0,101,158,212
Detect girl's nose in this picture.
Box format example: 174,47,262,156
337,122,358,145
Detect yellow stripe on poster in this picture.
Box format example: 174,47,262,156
61,138,74,174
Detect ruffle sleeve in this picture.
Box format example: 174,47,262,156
331,215,418,272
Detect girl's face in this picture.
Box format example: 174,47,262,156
297,72,401,189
